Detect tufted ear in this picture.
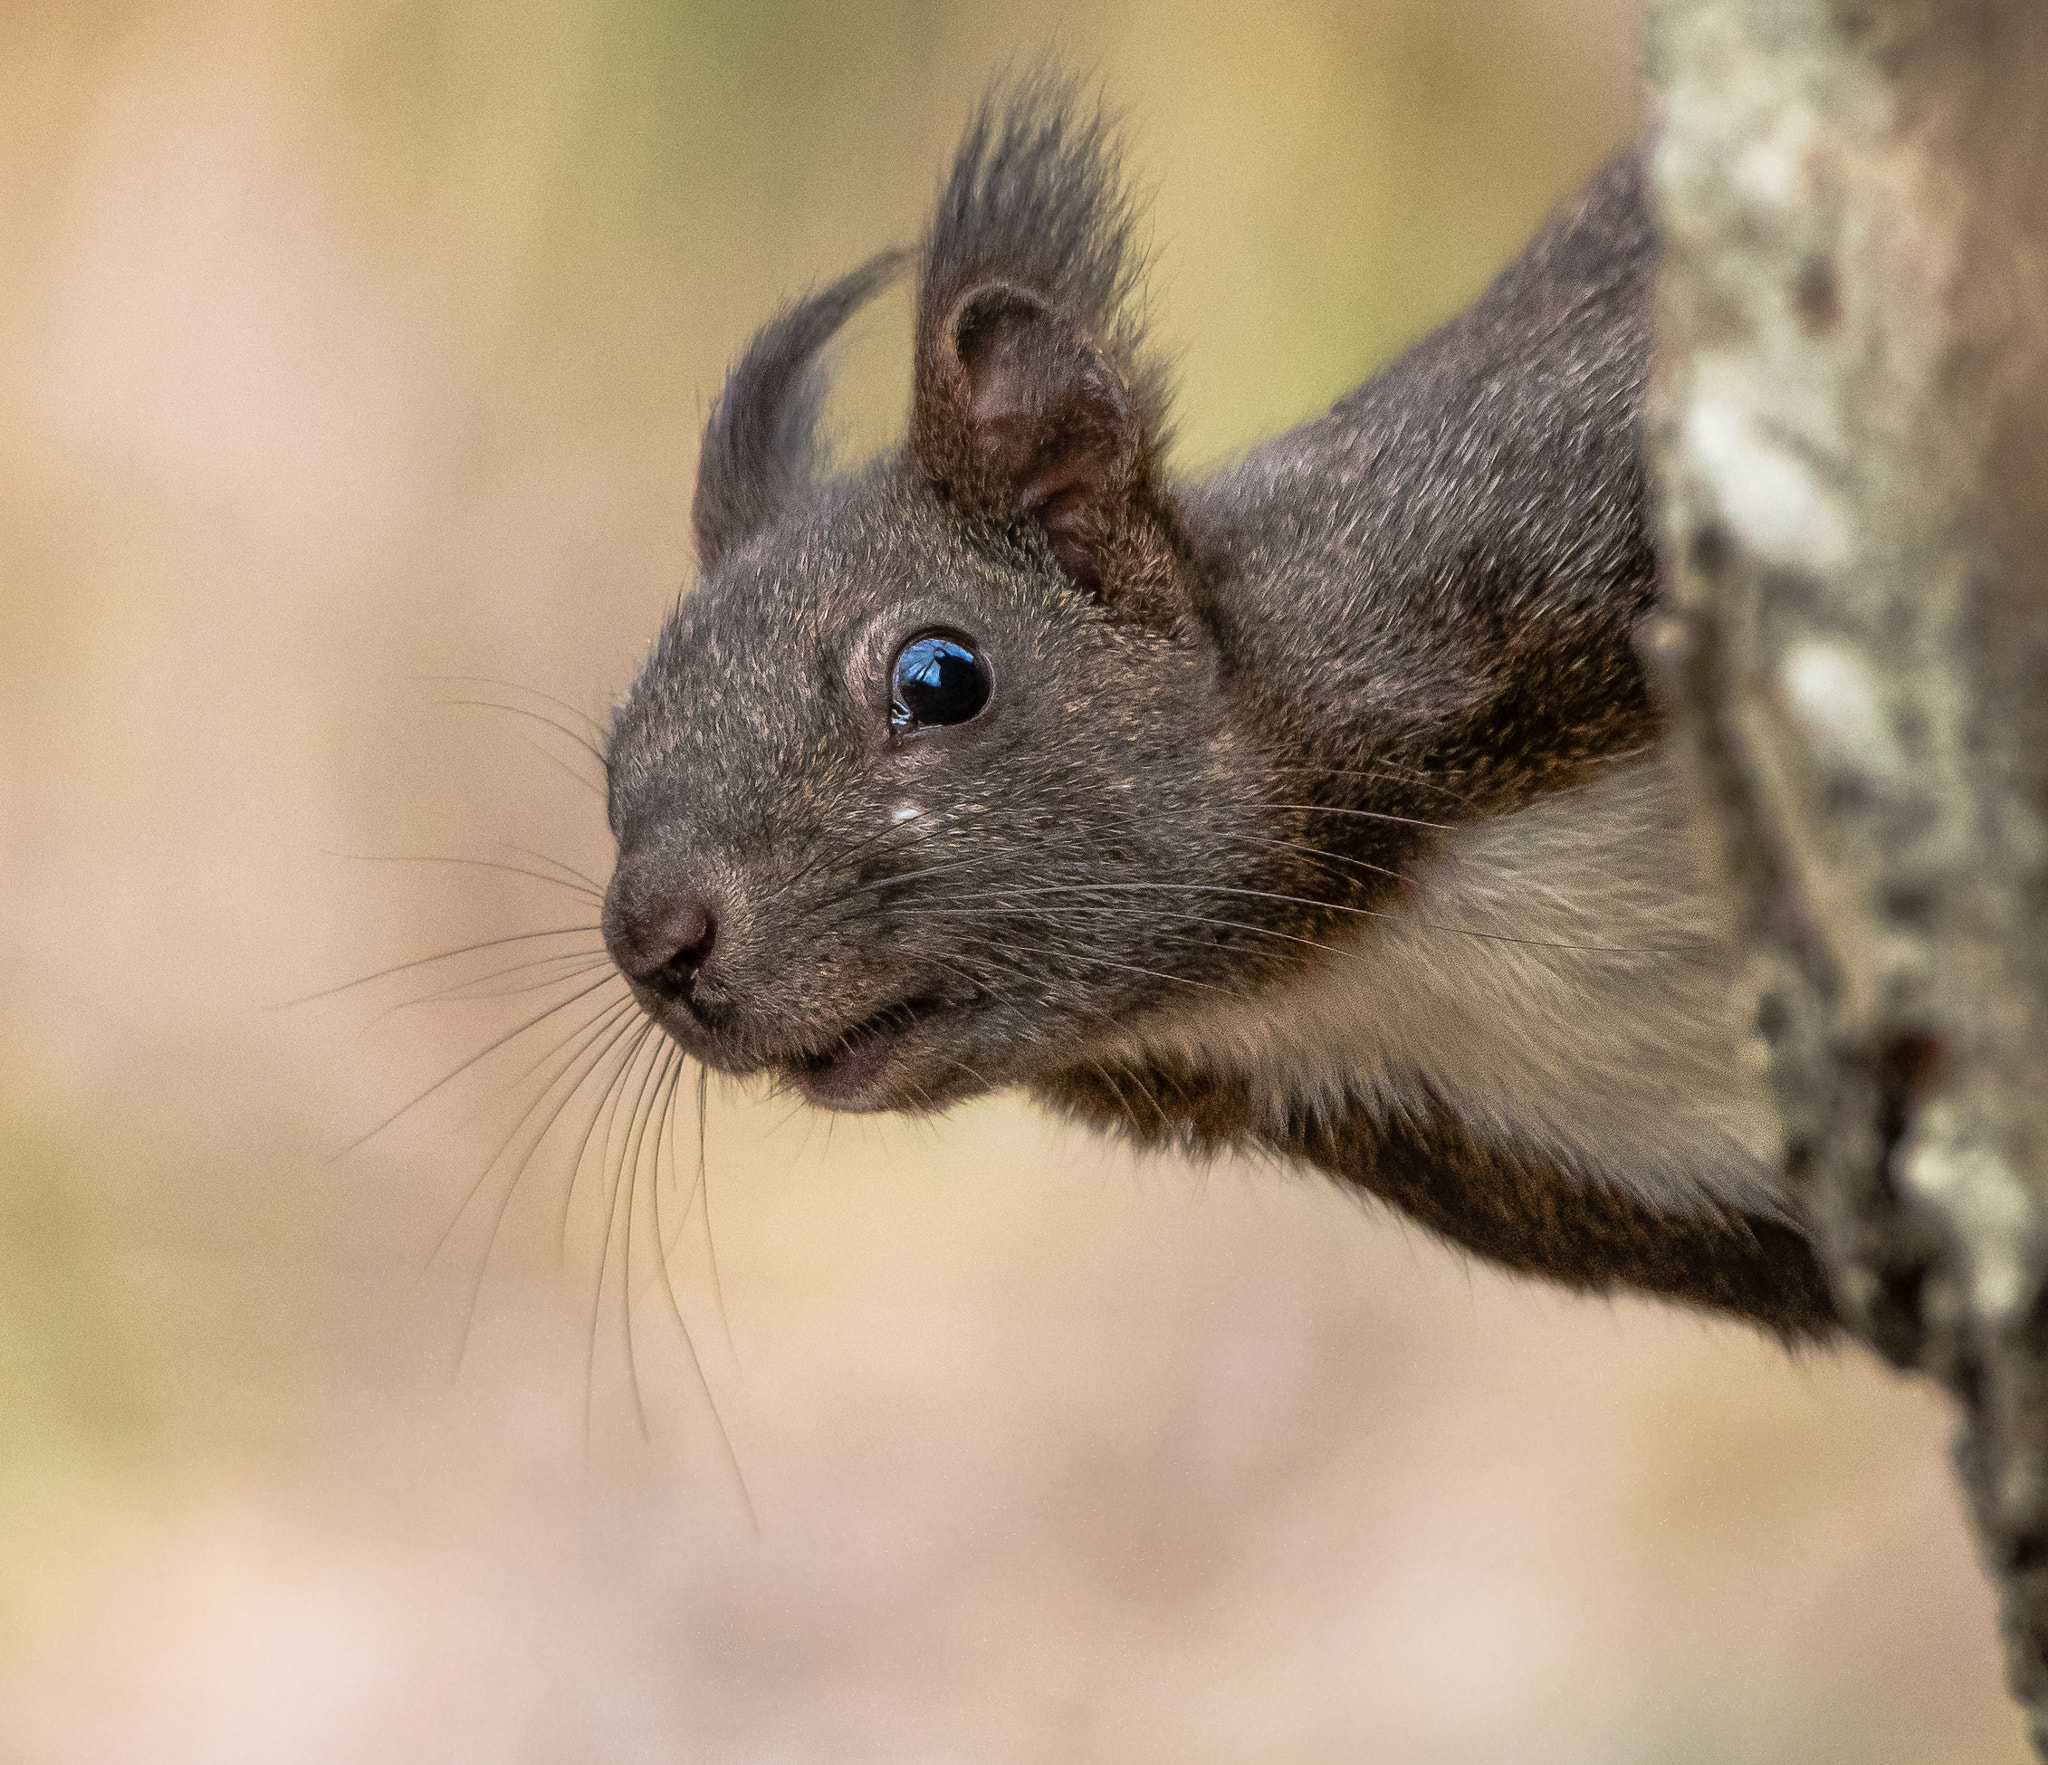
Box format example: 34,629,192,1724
692,250,904,573
907,81,1178,611
928,281,1140,592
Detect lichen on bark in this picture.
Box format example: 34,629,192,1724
1645,0,2048,1745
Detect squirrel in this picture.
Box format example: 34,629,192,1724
598,82,1839,1342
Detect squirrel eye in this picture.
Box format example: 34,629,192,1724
889,633,991,732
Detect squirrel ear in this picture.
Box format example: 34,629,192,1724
693,251,903,573
922,282,1140,594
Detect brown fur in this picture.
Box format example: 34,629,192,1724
602,82,1837,1341
1043,1060,1836,1340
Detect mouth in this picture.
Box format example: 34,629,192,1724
792,992,977,1112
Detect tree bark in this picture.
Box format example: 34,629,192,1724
1646,0,2048,1746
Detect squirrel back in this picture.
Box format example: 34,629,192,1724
600,84,1837,1340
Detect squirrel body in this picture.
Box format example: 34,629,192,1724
600,89,1839,1339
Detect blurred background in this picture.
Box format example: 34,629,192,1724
0,2,2028,1760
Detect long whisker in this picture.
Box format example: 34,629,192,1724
624,1038,688,1435
516,731,608,801
418,674,612,748
497,842,608,896
278,925,604,1008
1092,1058,1172,1136
557,1006,656,1261
435,696,612,775
798,843,1002,920
333,970,631,1159
693,1064,740,1371
443,996,648,1376
1310,760,1481,812
463,1011,644,1284
584,1020,659,1453
936,1054,997,1093
893,882,1695,956
1223,830,1403,886
615,1040,679,1444
651,1060,759,1531
325,849,604,897
423,990,643,1274
860,845,1033,897
778,812,936,896
359,953,613,1028
932,928,1236,995
1260,802,1450,831
794,845,1032,932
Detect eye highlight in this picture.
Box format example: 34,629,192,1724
889,632,991,732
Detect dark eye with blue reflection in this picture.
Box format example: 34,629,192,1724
889,632,991,732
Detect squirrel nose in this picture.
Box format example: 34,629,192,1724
638,897,719,1000
603,862,721,1003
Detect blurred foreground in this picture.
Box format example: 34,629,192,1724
0,3,2029,1759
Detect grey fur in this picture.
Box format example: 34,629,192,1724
693,250,905,573
600,83,1835,1335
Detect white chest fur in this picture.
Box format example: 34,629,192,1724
1108,757,1788,1219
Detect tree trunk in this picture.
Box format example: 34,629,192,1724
1646,0,2048,1746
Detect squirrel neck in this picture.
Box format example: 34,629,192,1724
1181,148,1662,826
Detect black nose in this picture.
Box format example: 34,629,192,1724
603,864,721,1003
638,897,718,1001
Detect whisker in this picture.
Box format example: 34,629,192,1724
585,1020,660,1452
1223,830,1402,886
516,731,608,801
1310,760,1482,812
325,849,605,897
278,924,604,1008
557,1007,657,1261
779,812,936,895
935,928,1236,995
443,997,648,1375
895,882,1692,956
937,1054,996,1092
332,970,631,1159
1093,1058,1172,1136
1141,904,1632,965
798,842,985,919
689,1065,743,1376
418,674,611,748
692,1064,710,1201
615,1040,679,1444
859,844,1032,897
359,953,613,1029
434,695,612,776
423,991,643,1274
497,842,609,896
646,1049,685,1285
782,792,1001,902
650,1059,758,1531
1260,802,1451,831
798,854,1032,933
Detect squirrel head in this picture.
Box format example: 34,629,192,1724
600,87,1339,1113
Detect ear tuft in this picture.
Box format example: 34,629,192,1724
693,249,905,573
909,76,1174,602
